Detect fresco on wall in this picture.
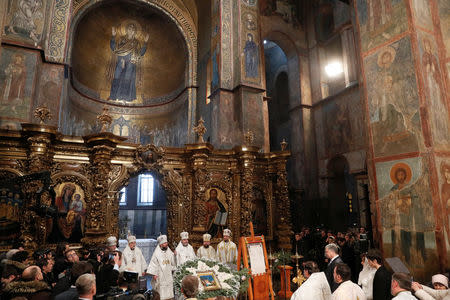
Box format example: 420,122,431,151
356,0,408,52
319,88,366,159
35,64,63,126
438,0,450,57
436,158,450,246
3,0,47,46
376,157,436,269
365,37,421,157
412,0,433,30
418,35,450,150
0,47,38,122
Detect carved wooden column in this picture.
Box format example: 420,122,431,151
21,123,58,173
189,143,213,235
273,152,292,250
82,132,125,245
21,113,59,248
237,145,258,236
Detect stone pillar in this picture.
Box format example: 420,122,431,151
82,132,125,246
354,0,450,277
210,0,267,149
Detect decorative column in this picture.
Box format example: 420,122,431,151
273,147,292,250
210,0,267,149
22,107,58,173
82,109,125,246
354,0,450,276
237,131,258,236
20,107,58,248
189,119,212,240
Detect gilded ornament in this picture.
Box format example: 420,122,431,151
193,117,207,143
34,106,52,124
97,106,113,132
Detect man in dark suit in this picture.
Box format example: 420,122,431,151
324,243,343,292
367,249,392,300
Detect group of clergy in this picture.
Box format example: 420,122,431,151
118,228,238,300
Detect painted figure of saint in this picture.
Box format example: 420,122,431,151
212,46,219,88
440,162,450,242
244,33,259,78
367,0,392,32
108,21,149,101
422,38,450,145
5,0,43,42
3,54,26,103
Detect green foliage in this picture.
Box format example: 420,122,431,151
271,250,292,274
173,258,250,299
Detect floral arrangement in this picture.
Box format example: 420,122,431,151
174,258,250,299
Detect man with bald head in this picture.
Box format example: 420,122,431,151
4,265,51,299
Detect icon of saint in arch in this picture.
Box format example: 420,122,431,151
107,20,149,102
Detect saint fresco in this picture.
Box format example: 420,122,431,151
4,0,45,44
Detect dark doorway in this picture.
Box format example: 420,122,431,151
118,172,167,239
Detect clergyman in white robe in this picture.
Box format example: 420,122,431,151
216,229,237,268
121,235,147,275
197,233,216,260
147,235,176,300
175,231,196,266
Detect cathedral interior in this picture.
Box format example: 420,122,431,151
0,0,449,282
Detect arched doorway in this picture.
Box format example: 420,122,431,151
325,155,358,231
118,172,167,239
264,41,291,152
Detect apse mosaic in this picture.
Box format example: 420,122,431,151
72,1,187,105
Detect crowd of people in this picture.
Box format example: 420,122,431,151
1,226,449,300
290,226,450,300
0,229,238,300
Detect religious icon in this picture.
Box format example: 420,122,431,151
244,33,259,78
204,188,228,238
107,20,149,102
197,271,221,291
4,0,44,43
54,182,86,241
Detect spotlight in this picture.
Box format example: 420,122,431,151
325,61,343,77
263,40,267,45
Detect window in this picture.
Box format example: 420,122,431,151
138,174,154,205
119,187,127,206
